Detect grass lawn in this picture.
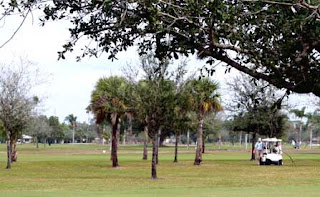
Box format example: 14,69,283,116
0,143,320,197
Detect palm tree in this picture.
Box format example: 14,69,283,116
65,114,77,143
305,111,320,149
290,107,306,146
187,78,222,165
89,76,133,168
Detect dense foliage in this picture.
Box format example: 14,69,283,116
2,0,318,96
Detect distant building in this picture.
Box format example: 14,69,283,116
18,135,32,144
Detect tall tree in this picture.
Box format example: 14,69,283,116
228,74,288,160
27,115,52,148
134,53,176,179
48,116,64,144
89,76,133,168
186,78,222,165
306,110,320,149
290,107,307,145
65,114,77,144
0,61,39,169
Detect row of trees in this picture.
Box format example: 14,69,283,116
89,53,320,179
24,114,97,147
88,55,222,179
88,53,317,178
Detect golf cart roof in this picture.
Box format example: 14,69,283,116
262,138,282,142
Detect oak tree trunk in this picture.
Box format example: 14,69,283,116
187,130,190,149
128,114,133,143
251,133,256,160
174,132,179,163
10,133,18,162
194,114,204,165
123,129,126,145
36,136,39,149
151,134,158,179
156,128,161,165
202,135,205,154
11,141,17,162
6,130,12,169
143,126,148,160
218,134,222,149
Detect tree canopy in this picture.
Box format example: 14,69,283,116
1,0,318,96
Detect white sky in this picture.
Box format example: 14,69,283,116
0,11,318,123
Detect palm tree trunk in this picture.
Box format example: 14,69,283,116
174,131,179,163
6,130,12,169
194,114,204,165
151,133,158,179
143,126,148,160
111,116,120,168
72,125,75,144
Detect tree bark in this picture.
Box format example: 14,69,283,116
72,125,75,144
310,126,313,149
111,116,120,168
123,129,126,145
187,130,190,150
36,136,39,149
156,128,161,165
251,133,256,160
174,131,179,163
117,123,120,148
143,126,148,160
11,141,17,162
194,114,204,165
218,133,222,149
6,130,12,169
10,134,18,162
151,134,158,179
128,114,133,144
299,120,302,145
202,135,205,154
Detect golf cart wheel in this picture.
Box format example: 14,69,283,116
259,158,265,165
265,159,271,165
278,160,283,166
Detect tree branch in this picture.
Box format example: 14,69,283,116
0,9,30,49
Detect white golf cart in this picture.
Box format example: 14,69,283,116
260,138,283,165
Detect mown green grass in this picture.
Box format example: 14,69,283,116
0,143,319,197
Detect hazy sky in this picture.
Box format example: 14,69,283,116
0,10,317,123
